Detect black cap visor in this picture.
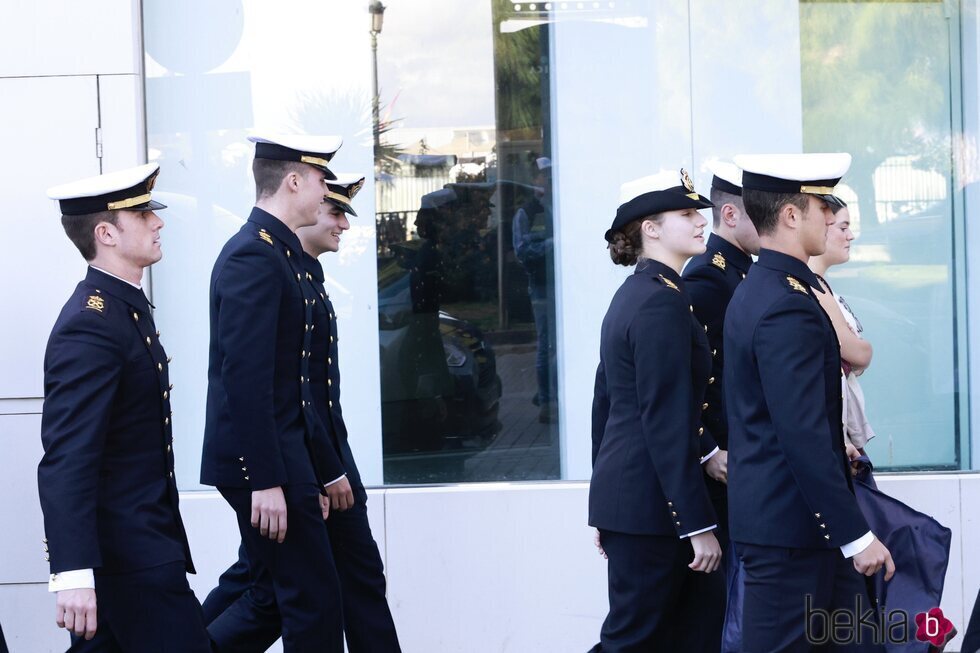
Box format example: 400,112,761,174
605,187,713,242
325,198,357,217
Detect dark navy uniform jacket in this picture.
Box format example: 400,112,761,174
590,259,716,536
303,252,365,501
682,233,752,453
38,267,192,575
202,208,339,491
724,249,869,549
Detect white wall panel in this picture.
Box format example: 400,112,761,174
98,74,146,173
0,414,47,584
0,0,139,78
0,583,66,652
551,2,694,481
383,483,605,652
960,475,980,650
0,76,99,399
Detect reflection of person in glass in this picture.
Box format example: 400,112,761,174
403,190,454,406
590,170,722,652
512,157,558,423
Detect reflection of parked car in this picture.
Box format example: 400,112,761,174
378,269,502,454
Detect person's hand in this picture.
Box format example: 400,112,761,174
594,529,607,559
853,538,895,581
251,487,287,543
705,450,728,484
689,531,722,573
56,588,97,640
845,443,861,477
324,476,354,515
319,493,330,520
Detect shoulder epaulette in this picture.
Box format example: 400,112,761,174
786,275,809,294
711,252,726,271
658,274,680,292
257,228,274,247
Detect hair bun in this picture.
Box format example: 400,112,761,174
608,231,639,266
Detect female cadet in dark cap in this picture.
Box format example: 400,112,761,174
589,169,723,652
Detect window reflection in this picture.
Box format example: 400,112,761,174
800,0,965,469
376,0,560,483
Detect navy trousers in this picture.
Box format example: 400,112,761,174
740,544,884,653
207,484,344,653
205,493,399,652
67,562,211,652
590,529,726,653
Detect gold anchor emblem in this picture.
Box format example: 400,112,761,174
349,178,365,199
680,168,699,199
85,295,105,312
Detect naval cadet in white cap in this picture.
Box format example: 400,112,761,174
725,153,894,652
39,164,211,649
590,168,722,652
201,133,350,652
678,160,760,650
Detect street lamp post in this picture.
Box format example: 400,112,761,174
369,1,386,155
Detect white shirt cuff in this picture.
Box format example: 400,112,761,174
700,446,720,464
840,531,875,558
49,568,95,592
324,474,346,487
680,524,717,539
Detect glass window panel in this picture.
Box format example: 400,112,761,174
143,0,382,490
800,0,968,469
376,0,561,483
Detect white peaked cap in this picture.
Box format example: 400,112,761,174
47,163,160,200
47,162,166,215
619,170,683,205
707,160,742,189
247,132,344,155
735,153,851,195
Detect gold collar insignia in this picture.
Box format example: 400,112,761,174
659,274,680,291
258,229,274,246
711,252,726,270
787,276,808,294
85,295,105,312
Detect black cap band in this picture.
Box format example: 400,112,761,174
741,171,840,194
711,175,742,197
58,174,166,216
254,142,337,180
